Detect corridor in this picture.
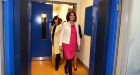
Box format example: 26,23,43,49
2,0,140,75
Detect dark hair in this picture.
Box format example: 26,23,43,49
66,11,77,22
51,16,60,26
59,18,62,24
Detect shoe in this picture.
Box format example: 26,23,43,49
69,73,72,75
64,66,68,74
55,65,59,71
74,67,77,71
74,68,77,71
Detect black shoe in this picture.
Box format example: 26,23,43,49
69,73,72,75
55,65,59,71
64,66,68,74
74,67,77,71
74,65,77,71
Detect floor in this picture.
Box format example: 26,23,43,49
31,59,88,75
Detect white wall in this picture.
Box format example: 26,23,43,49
53,4,73,21
126,0,140,75
115,0,140,75
115,0,133,74
77,0,93,68
48,0,81,23
0,1,4,75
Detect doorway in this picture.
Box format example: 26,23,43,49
30,1,89,75
3,0,121,75
31,1,53,60
31,1,75,60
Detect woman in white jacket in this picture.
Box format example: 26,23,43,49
59,11,80,75
51,16,62,70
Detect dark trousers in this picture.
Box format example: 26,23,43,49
65,59,72,75
55,54,61,70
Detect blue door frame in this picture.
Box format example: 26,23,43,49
89,0,119,75
89,1,98,75
4,0,31,75
4,0,119,75
4,0,15,75
104,0,119,75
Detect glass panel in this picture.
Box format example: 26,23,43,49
41,14,47,39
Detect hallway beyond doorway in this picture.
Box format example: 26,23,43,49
31,60,88,75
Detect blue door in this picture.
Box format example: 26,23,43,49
31,2,52,58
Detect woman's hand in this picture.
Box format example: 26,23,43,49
59,46,63,52
78,46,80,52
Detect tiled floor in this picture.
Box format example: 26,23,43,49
31,60,88,75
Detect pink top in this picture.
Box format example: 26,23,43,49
62,25,77,59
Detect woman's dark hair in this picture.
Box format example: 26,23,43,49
59,18,62,24
51,16,60,26
66,11,77,22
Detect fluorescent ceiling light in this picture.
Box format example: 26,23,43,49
41,14,47,18
45,2,52,5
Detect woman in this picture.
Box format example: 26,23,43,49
59,11,80,75
51,16,62,71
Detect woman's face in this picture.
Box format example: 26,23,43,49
69,13,75,21
54,18,59,25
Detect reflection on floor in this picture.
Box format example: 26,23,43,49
31,60,88,75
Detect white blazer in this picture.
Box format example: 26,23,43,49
51,25,62,54
59,22,80,46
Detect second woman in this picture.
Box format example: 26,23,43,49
51,16,62,70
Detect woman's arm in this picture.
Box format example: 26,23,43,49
77,24,80,47
59,23,65,46
78,25,82,38
50,25,53,42
77,25,81,51
59,23,65,51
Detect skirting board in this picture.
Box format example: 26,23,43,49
77,58,89,73
32,57,51,60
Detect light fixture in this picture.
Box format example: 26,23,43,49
41,14,47,18
35,15,41,24
45,2,52,5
